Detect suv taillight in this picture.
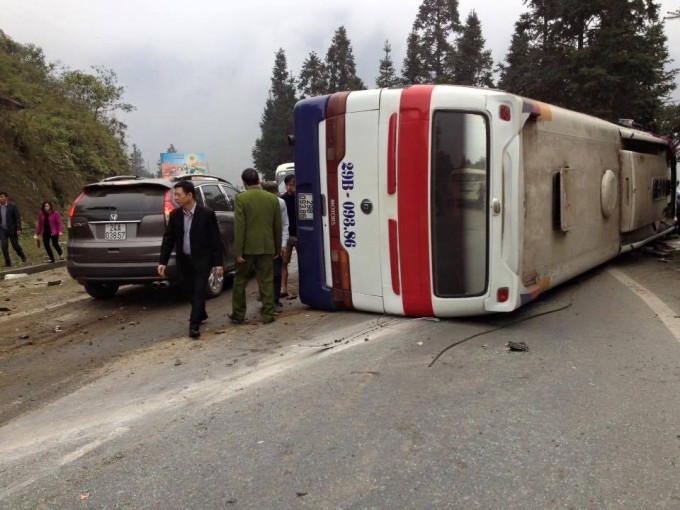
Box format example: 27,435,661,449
164,190,176,223
67,192,85,228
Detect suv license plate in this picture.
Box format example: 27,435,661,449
298,193,313,220
105,223,127,240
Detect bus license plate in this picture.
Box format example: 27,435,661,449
298,193,313,220
105,223,127,240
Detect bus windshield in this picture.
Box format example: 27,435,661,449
431,111,489,297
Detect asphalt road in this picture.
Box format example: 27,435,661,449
2,249,680,509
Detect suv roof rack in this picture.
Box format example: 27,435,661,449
172,173,229,183
100,175,145,182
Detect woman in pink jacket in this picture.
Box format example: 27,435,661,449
36,201,64,262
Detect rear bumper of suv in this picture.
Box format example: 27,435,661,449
67,254,180,285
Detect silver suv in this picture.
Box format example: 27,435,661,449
67,174,238,298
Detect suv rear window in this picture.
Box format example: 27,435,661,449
77,185,166,216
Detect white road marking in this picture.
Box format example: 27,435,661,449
607,268,680,341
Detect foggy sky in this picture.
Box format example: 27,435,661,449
1,0,678,183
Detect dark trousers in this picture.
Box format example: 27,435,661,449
42,234,62,261
273,256,282,305
177,254,210,328
0,227,26,265
232,254,274,322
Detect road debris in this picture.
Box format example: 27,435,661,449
506,341,529,352
4,273,28,281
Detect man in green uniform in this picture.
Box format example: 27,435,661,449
229,168,282,324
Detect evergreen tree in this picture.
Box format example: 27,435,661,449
498,0,676,127
412,0,461,83
325,26,366,92
655,103,680,157
252,49,297,179
497,20,535,95
401,28,428,84
375,40,400,88
452,10,494,87
298,51,328,98
129,144,149,177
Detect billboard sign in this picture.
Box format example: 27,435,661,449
160,153,208,178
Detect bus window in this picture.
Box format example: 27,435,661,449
431,111,489,297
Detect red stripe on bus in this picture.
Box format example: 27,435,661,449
388,219,400,295
387,113,397,195
397,85,434,316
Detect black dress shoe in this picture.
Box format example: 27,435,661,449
189,326,201,338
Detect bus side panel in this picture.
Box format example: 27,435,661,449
521,110,621,291
294,96,337,311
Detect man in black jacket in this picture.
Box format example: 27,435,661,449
157,181,223,338
0,191,27,267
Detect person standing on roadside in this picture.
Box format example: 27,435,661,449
230,168,282,325
35,201,64,263
262,181,289,313
0,191,28,267
158,181,223,339
280,174,297,298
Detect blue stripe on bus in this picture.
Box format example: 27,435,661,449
294,95,337,311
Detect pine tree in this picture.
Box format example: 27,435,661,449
375,40,400,88
129,144,149,177
568,1,675,126
325,26,366,92
497,20,536,95
252,49,297,179
498,0,676,127
401,28,428,84
298,51,328,98
452,10,494,87
412,0,461,83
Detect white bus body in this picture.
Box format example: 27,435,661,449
294,85,676,317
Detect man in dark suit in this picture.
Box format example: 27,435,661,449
158,181,223,338
0,191,28,267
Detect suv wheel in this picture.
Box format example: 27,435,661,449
84,282,120,299
205,268,224,298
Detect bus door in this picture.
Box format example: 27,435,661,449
325,90,384,313
619,129,671,233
